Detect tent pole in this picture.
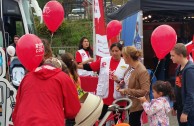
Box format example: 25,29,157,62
93,0,96,60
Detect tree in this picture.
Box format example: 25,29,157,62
37,0,64,9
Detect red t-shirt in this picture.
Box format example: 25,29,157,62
75,50,90,63
89,57,124,105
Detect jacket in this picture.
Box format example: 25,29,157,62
143,97,171,126
125,63,150,112
174,61,194,116
12,65,81,126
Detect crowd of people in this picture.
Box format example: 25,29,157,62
8,36,194,126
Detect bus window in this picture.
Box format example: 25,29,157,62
3,0,25,46
22,0,36,34
16,21,24,36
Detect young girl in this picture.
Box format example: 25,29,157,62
139,81,175,126
61,52,85,99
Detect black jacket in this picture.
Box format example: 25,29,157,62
174,61,194,116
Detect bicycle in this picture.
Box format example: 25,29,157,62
96,98,132,126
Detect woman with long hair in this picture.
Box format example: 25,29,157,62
61,52,85,99
75,37,94,76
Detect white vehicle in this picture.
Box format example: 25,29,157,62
0,0,42,126
72,8,85,14
68,8,85,19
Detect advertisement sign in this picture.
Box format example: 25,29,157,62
121,11,143,50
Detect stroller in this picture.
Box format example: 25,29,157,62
9,57,25,89
74,92,132,126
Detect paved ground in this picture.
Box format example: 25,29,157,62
169,114,178,126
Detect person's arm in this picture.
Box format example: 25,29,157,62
142,99,163,116
62,73,81,119
79,58,94,65
77,63,92,71
77,58,101,72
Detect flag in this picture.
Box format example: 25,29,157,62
94,0,110,58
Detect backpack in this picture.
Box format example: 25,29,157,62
147,69,157,100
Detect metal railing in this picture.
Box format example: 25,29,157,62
51,46,78,56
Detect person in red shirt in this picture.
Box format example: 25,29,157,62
78,42,128,122
76,37,94,76
12,57,81,126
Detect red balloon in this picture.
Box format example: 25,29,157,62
108,36,119,48
151,25,177,60
43,1,64,32
16,34,44,71
107,20,122,40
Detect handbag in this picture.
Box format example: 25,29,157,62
141,111,148,124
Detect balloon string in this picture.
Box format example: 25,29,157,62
151,60,160,81
50,32,54,46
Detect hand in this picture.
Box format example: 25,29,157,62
112,75,119,82
171,108,177,116
118,89,126,96
89,58,94,62
116,85,120,91
138,96,147,103
180,113,188,123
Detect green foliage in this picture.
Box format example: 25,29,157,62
37,0,63,9
35,18,93,47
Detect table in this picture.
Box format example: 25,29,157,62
80,76,98,92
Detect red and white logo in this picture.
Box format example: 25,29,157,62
35,43,44,54
101,62,106,67
81,53,86,57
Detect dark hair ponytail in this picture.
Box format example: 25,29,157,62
61,53,79,83
152,81,175,101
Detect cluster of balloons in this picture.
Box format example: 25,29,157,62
151,25,177,60
106,21,177,60
10,0,177,72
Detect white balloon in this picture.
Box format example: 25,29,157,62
7,46,15,56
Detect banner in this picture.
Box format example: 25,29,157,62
121,11,143,50
94,0,110,57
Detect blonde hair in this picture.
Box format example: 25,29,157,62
122,46,142,61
